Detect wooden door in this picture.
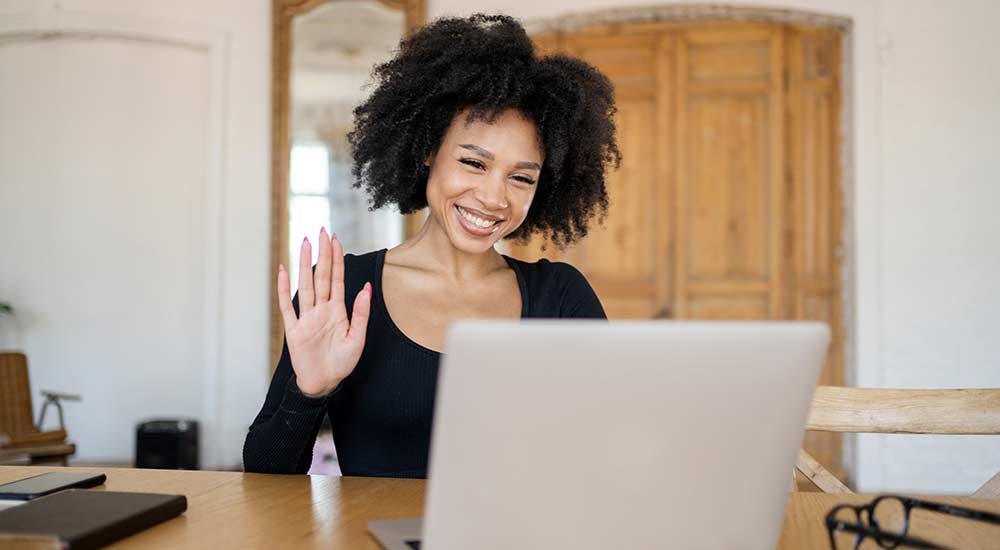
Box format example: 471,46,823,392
674,25,785,320
518,22,846,483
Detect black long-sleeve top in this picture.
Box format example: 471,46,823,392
243,248,607,478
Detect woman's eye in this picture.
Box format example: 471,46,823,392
459,157,535,184
459,158,485,170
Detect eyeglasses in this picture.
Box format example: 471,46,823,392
825,494,1000,549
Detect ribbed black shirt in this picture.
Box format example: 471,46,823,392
242,248,606,478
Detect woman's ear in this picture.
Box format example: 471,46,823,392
424,150,436,167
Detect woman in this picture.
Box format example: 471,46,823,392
243,14,621,478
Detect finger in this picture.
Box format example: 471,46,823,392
330,233,348,323
315,227,332,303
276,264,297,330
347,282,372,344
298,236,315,315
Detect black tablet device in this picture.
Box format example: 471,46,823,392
0,489,187,550
0,472,106,500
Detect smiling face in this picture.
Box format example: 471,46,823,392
424,108,543,255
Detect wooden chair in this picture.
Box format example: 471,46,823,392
796,386,1000,498
0,352,78,465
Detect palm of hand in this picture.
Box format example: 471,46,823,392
277,228,372,397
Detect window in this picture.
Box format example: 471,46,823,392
288,142,403,287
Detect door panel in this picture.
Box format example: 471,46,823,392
688,294,771,320
675,27,785,320
685,95,770,280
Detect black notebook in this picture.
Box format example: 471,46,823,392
0,489,187,549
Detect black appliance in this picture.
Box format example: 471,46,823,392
135,419,199,470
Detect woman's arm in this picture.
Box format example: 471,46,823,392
242,323,333,474
244,230,369,473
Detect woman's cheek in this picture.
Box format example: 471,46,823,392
518,190,536,219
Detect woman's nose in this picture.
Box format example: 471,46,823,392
475,176,508,210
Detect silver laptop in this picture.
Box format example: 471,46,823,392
370,320,830,550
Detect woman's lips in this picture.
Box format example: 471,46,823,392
454,204,501,237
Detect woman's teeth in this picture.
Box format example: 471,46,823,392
456,205,499,228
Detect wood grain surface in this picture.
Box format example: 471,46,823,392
807,387,1000,435
2,466,999,549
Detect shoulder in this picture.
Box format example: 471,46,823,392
343,248,381,273
507,256,587,289
342,249,383,300
344,248,382,266
505,256,606,319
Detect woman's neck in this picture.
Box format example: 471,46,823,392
387,212,507,284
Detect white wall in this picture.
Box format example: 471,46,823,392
0,0,270,469
429,0,1000,493
874,0,1000,493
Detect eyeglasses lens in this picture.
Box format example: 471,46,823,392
831,507,864,550
871,498,908,548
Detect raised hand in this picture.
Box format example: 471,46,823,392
277,228,371,397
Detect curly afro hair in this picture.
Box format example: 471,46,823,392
347,13,621,249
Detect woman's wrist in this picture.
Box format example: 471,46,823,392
295,376,342,398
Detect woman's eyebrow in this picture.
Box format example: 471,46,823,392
458,143,541,171
459,143,494,159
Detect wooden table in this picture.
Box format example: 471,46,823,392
2,466,999,549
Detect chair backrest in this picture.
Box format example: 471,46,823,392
0,352,37,438
798,386,1000,498
808,386,1000,435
